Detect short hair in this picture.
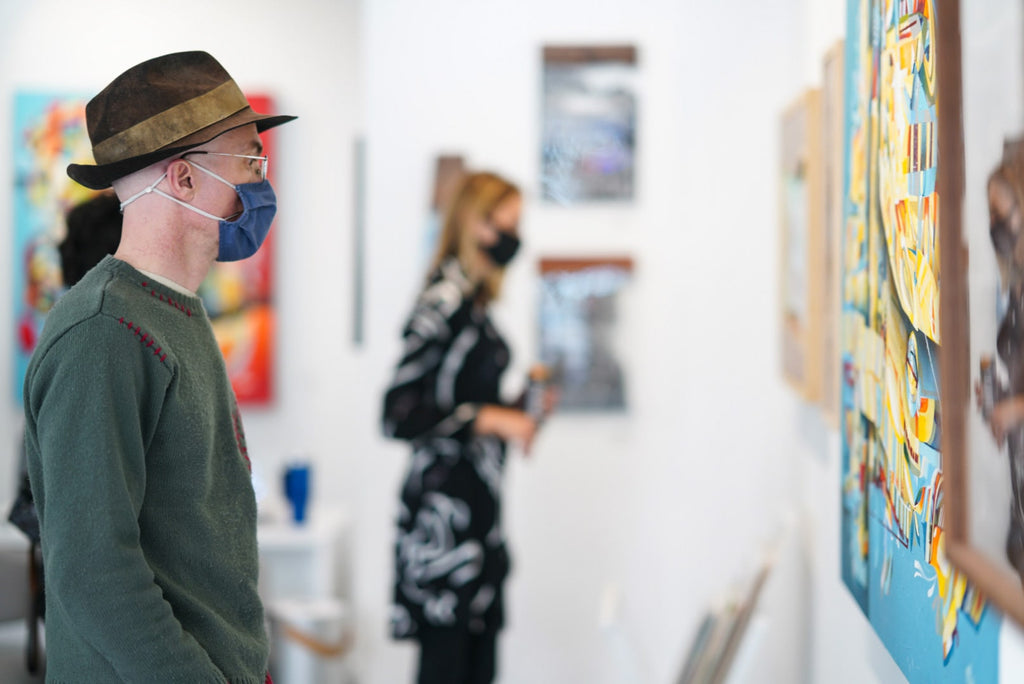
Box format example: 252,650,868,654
59,192,123,287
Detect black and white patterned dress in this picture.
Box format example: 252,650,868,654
383,258,512,640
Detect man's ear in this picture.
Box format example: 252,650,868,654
165,158,196,199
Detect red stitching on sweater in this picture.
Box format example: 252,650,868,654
116,318,169,365
231,409,252,472
140,281,194,318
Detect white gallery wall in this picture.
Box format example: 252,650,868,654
360,1,808,682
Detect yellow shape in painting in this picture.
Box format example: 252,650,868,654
929,527,967,660
857,320,885,427
875,2,941,343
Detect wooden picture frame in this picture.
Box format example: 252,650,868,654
941,0,1024,627
779,88,824,402
821,41,845,427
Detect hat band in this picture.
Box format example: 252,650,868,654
92,80,249,164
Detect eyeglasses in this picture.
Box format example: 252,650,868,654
183,150,269,180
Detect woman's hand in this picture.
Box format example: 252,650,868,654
475,406,538,455
990,397,1024,446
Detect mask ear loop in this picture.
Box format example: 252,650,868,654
119,171,168,211
119,160,238,222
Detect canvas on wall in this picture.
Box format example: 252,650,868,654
196,93,279,405
838,0,999,681
779,88,824,404
12,92,97,404
821,40,846,427
11,91,280,405
538,257,632,412
942,0,1024,628
540,45,637,204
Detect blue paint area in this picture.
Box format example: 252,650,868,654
867,487,1000,683
837,0,1001,681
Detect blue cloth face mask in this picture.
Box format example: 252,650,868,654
119,160,277,262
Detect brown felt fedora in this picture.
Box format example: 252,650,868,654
68,51,296,190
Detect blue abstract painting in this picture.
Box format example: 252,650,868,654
838,1,1000,681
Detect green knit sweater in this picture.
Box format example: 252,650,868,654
23,256,268,683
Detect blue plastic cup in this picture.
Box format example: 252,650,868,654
283,463,311,524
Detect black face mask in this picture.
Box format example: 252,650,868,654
482,231,521,266
992,218,1019,255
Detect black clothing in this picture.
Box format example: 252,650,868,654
417,627,498,684
383,259,512,642
997,284,1024,581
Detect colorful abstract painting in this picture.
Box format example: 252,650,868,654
12,92,98,403
839,0,1000,681
196,93,279,404
540,45,636,204
11,92,279,405
538,257,632,412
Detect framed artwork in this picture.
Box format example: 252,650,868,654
779,88,824,403
675,559,772,684
196,93,280,404
422,154,465,267
12,92,98,404
821,41,846,427
838,0,1000,681
540,45,637,204
538,257,633,412
942,0,1024,627
353,137,367,346
11,90,281,405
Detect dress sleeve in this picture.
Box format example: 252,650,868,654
382,288,480,443
24,315,227,682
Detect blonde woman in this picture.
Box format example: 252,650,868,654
383,171,539,684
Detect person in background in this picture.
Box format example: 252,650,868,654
23,51,295,682
9,191,123,547
979,138,1024,587
383,171,554,684
6,191,122,674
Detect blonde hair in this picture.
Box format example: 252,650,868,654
428,171,521,304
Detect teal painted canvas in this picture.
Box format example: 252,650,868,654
838,0,1001,681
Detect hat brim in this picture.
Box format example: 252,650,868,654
67,108,297,190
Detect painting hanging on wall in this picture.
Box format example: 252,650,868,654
779,88,824,404
838,0,1000,681
538,257,632,412
942,0,1024,628
196,93,279,404
821,40,846,427
12,92,97,404
540,45,636,204
11,91,280,405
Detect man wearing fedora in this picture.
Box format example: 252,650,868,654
23,51,295,683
